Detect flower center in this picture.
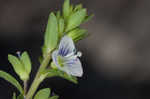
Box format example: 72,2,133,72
57,56,64,67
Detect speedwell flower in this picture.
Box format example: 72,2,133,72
52,36,83,77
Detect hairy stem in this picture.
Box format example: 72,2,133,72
26,54,51,99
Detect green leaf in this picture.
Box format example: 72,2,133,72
67,28,87,42
34,88,51,99
63,0,70,20
49,95,59,99
74,4,82,11
8,54,24,76
0,70,23,94
44,69,78,84
56,11,61,19
17,94,24,99
66,9,87,31
20,51,32,75
58,18,65,36
69,4,74,15
44,12,58,53
82,14,94,23
8,54,28,80
12,93,16,99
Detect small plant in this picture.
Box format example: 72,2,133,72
0,0,93,99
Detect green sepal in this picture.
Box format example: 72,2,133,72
69,4,74,15
43,69,78,84
0,70,23,94
49,95,59,99
74,4,82,12
34,88,51,99
58,18,65,37
67,28,87,42
20,51,32,75
63,0,70,20
56,11,61,19
13,93,16,99
8,54,29,81
17,94,24,99
66,9,87,31
44,12,58,53
82,14,94,23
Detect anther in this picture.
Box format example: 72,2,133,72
77,51,82,57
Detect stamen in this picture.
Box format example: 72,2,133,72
77,51,82,57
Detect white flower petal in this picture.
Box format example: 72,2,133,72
58,36,75,56
52,36,83,77
52,50,69,72
52,50,62,69
64,58,83,77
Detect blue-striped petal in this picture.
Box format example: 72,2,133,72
63,58,83,77
58,36,75,56
52,36,83,77
52,50,61,68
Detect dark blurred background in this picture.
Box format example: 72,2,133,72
0,0,150,99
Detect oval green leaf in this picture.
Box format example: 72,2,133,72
8,54,28,80
20,51,32,75
44,12,58,53
34,88,51,99
8,54,24,76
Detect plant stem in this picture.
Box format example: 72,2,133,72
26,54,51,99
24,80,27,96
